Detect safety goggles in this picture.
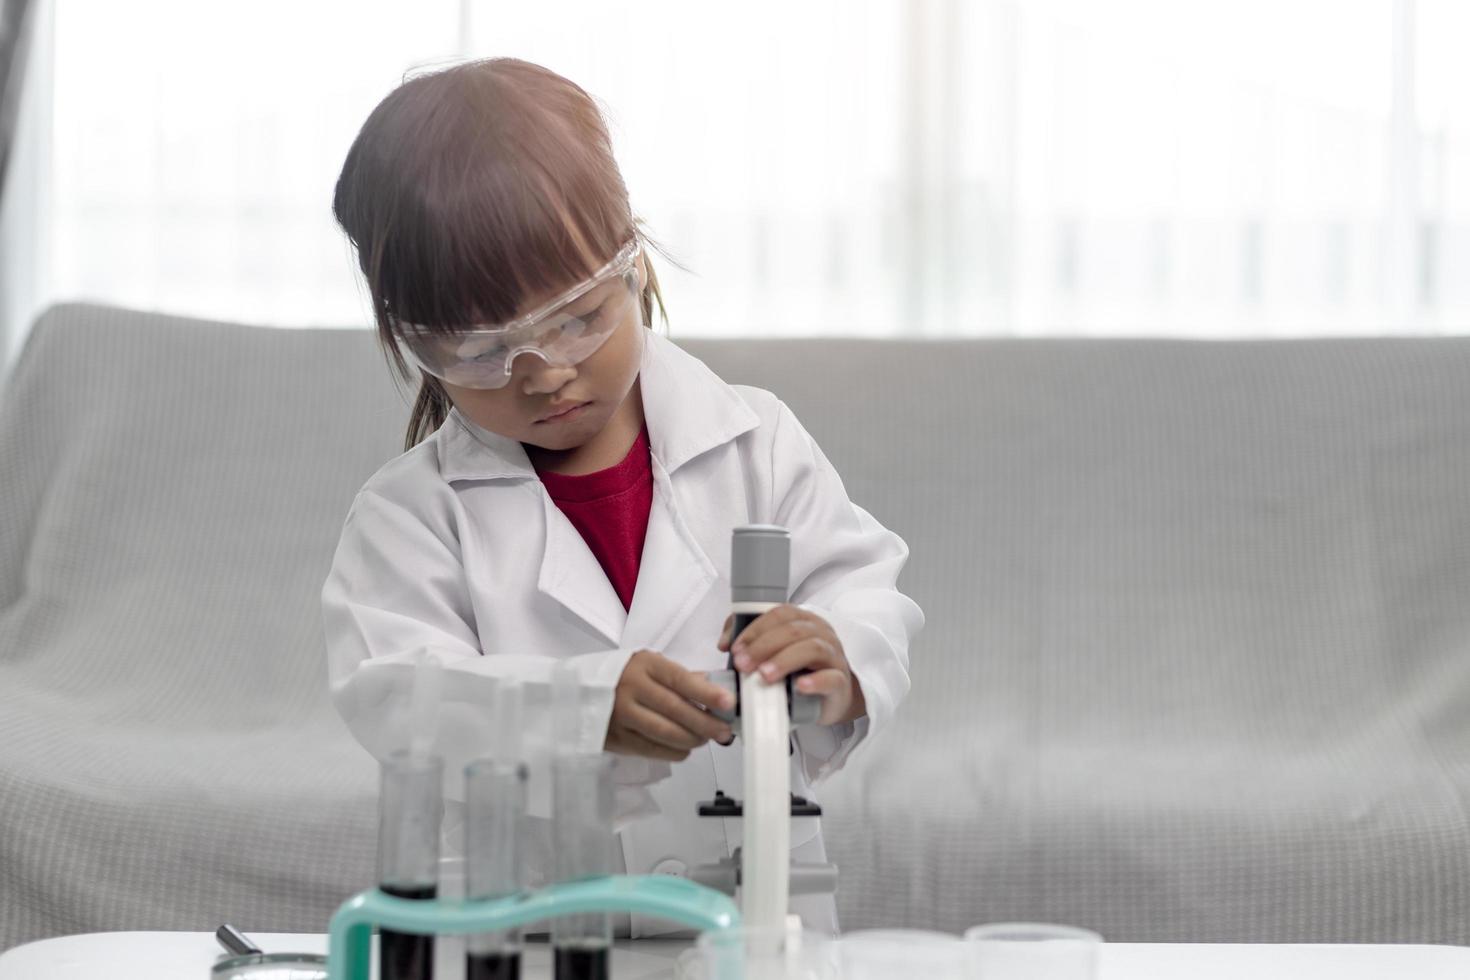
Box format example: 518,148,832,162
398,239,641,390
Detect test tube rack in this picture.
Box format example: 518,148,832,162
325,873,741,980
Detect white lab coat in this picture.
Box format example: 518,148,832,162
321,330,923,936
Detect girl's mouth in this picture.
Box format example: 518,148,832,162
536,400,591,423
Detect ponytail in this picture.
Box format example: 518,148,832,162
404,375,452,454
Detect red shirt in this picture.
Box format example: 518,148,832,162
534,426,653,611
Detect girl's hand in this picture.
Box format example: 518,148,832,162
606,650,735,762
718,605,866,726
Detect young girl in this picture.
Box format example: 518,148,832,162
321,58,923,936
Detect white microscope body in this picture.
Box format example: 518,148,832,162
692,526,839,941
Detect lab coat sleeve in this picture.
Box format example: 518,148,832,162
321,487,664,826
767,401,925,785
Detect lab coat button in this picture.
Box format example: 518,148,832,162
652,858,688,878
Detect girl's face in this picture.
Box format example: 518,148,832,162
439,254,648,453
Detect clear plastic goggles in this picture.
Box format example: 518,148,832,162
399,239,641,390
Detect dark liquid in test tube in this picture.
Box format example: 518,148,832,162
554,943,609,980
379,882,437,980
466,951,521,980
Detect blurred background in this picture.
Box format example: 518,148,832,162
1,0,1468,372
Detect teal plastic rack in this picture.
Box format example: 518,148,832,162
326,874,741,980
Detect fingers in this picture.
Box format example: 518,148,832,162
733,620,818,672
628,650,730,708
615,651,708,755
727,604,801,662
794,667,853,725
717,614,734,652
628,648,668,671
795,667,846,697
637,681,733,744
730,606,837,672
749,637,839,684
606,726,691,762
658,658,736,713
619,700,706,751
736,619,839,677
617,657,734,749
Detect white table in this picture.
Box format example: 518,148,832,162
3,930,1469,979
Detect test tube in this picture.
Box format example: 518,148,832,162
378,751,444,980
551,752,615,980
464,679,528,980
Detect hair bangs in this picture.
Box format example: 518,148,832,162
370,63,634,337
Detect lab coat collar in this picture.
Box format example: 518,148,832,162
436,329,760,483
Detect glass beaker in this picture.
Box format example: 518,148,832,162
682,925,838,980
837,928,969,980
964,922,1102,980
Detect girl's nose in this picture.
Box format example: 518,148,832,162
515,355,577,396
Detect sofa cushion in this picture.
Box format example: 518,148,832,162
3,305,1470,948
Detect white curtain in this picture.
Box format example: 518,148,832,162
0,0,51,373
4,0,1468,364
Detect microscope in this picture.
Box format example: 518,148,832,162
690,525,839,936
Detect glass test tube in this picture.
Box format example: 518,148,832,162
549,662,613,980
464,678,528,980
551,751,614,980
378,751,444,980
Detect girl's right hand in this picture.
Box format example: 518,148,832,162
606,650,736,761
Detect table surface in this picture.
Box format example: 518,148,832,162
3,930,1470,979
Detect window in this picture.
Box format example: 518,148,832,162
6,0,1466,353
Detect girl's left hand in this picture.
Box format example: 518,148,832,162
718,604,866,726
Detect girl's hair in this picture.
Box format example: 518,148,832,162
332,58,670,451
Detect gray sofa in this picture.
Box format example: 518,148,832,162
3,302,1470,953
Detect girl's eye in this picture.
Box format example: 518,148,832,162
577,302,610,326
469,345,508,363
